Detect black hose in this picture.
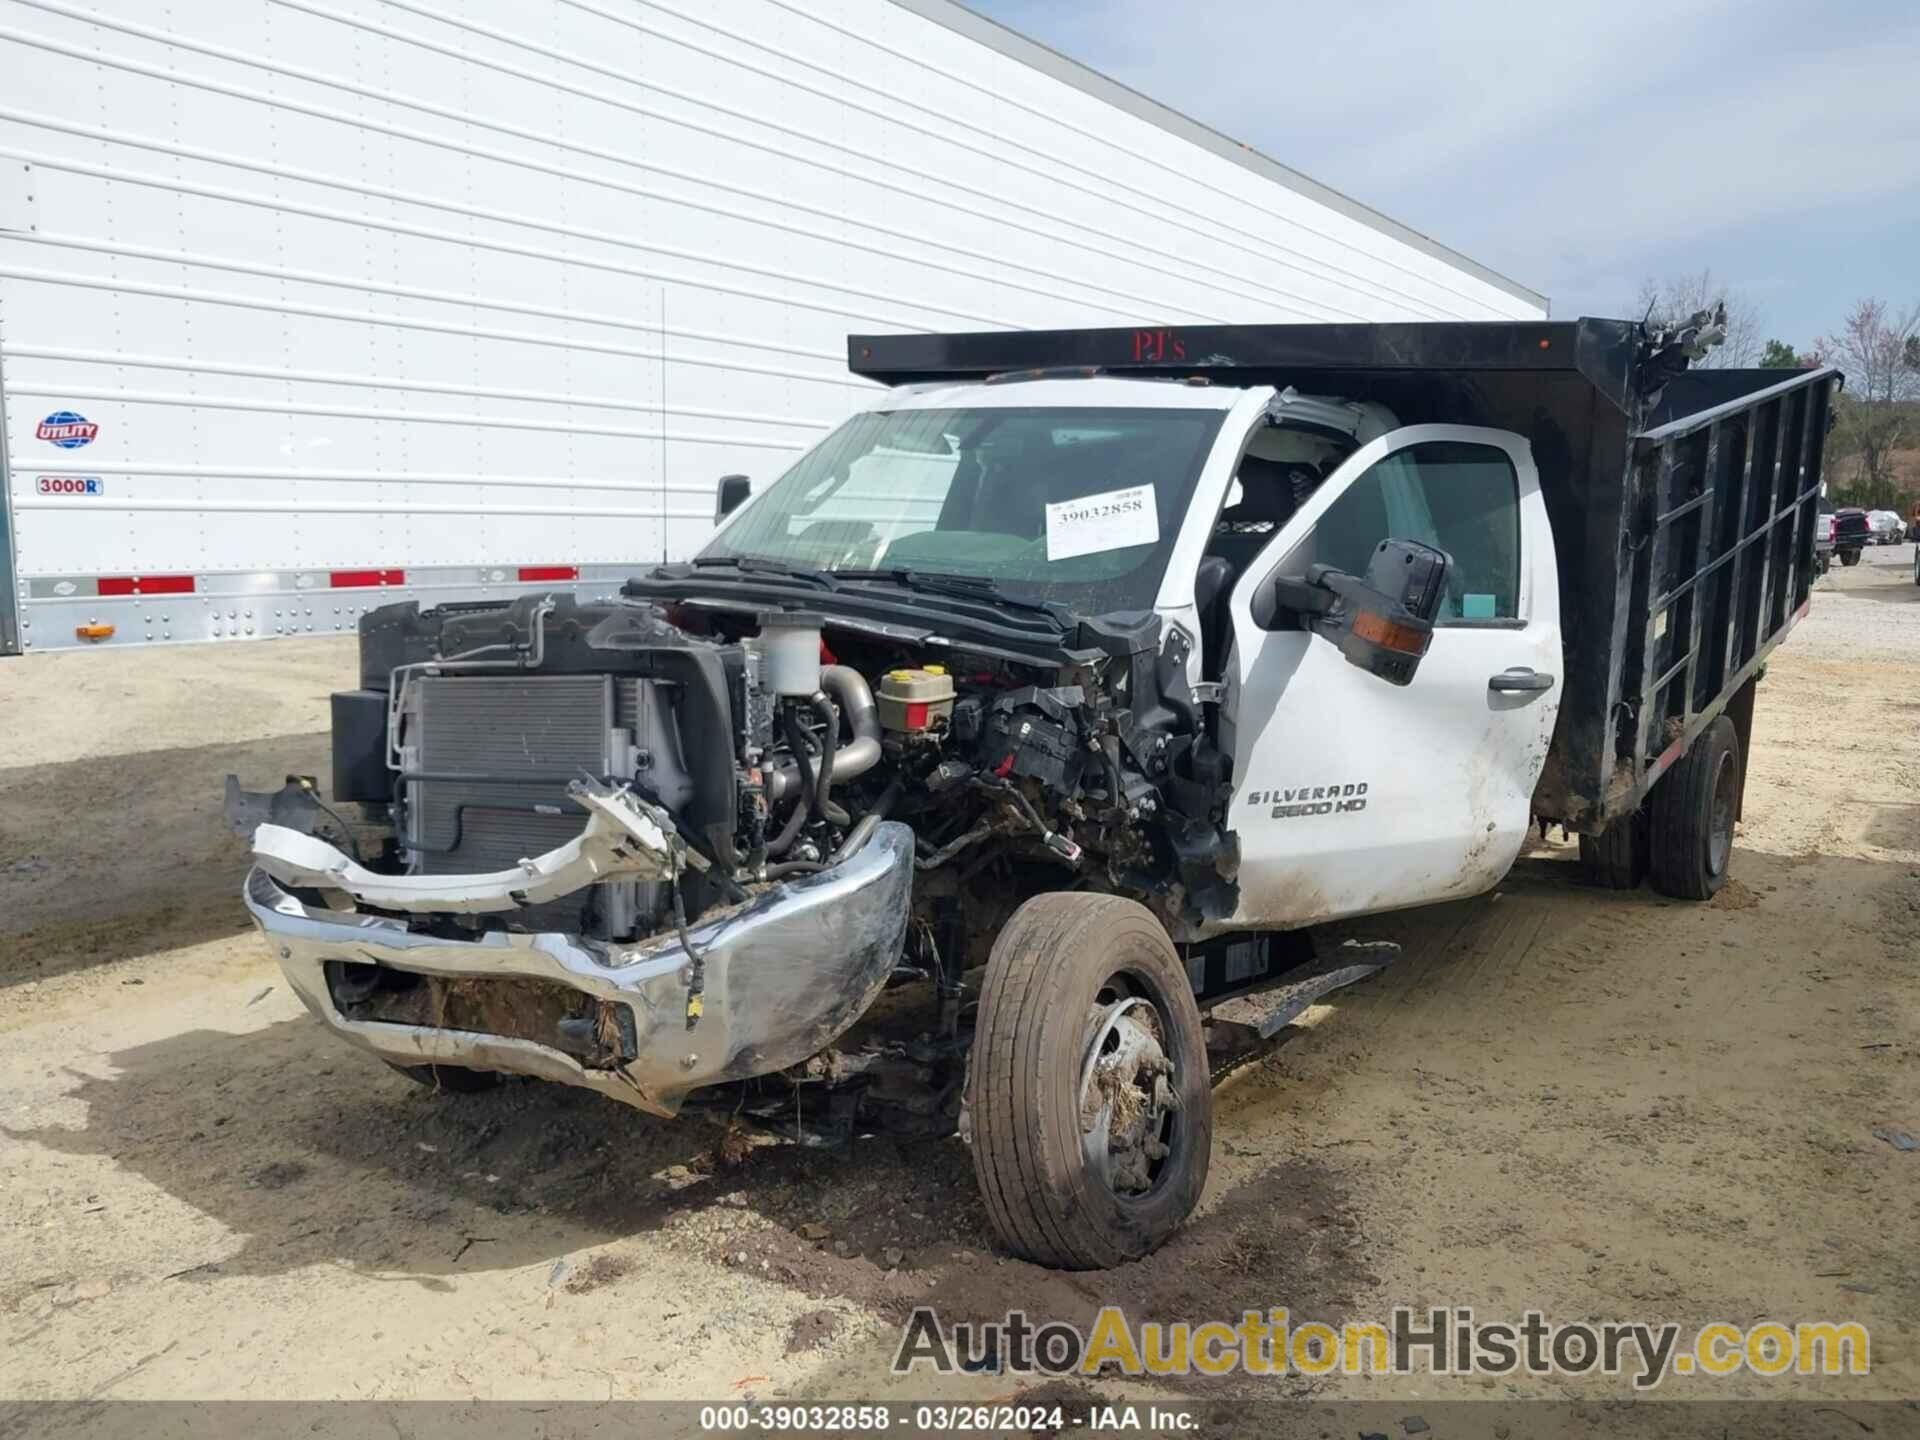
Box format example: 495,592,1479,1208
809,691,850,827
831,778,902,863
761,860,827,880
767,707,815,858
1101,734,1127,809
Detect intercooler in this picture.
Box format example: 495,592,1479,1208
402,673,691,935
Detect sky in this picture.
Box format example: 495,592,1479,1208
967,0,1920,348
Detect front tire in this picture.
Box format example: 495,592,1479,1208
967,893,1211,1270
1647,716,1740,900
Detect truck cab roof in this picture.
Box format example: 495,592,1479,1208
868,375,1249,412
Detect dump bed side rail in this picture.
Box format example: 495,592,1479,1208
1617,367,1839,810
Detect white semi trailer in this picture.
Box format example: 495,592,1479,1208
0,0,1543,656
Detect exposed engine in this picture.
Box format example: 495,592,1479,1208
320,590,1240,955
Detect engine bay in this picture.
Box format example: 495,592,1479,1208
325,589,1243,952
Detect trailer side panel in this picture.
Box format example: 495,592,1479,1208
0,0,1539,654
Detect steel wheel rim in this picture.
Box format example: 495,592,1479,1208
1078,977,1181,1200
1708,749,1736,877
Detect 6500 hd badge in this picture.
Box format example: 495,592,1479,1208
1245,781,1370,819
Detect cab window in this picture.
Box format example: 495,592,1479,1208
1283,441,1521,624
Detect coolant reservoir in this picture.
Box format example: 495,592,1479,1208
756,610,824,697
877,665,956,733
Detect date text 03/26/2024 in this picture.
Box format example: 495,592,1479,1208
697,1403,1198,1432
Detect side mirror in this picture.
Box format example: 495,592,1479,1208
1270,538,1451,686
714,474,752,524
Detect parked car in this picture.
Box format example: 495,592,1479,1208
1868,510,1907,545
1815,506,1837,574
1834,507,1872,565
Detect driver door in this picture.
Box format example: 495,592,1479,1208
1221,424,1562,927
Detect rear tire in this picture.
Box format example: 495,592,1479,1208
1578,814,1647,890
1647,716,1740,900
967,893,1211,1270
387,1062,502,1094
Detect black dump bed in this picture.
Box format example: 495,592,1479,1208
849,320,1842,830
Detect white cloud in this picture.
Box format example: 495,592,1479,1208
975,0,1920,327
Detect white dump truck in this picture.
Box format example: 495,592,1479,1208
232,316,1838,1269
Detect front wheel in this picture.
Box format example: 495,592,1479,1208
1648,716,1740,900
967,893,1211,1270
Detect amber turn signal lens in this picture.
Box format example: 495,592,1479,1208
1351,610,1429,656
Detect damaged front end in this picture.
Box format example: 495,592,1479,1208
229,582,1242,1128
241,794,914,1116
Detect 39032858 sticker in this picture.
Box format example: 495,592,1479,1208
36,411,98,448
1043,484,1158,562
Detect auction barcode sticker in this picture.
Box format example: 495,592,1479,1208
1044,484,1159,561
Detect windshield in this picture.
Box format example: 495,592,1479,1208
698,405,1226,612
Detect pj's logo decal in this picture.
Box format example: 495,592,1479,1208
37,411,98,448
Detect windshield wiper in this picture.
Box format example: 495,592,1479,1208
689,555,839,589
837,568,1071,626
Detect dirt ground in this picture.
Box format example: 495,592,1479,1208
2,548,1916,1410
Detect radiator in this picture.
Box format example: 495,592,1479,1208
405,675,613,930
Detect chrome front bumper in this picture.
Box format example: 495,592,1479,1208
245,822,914,1116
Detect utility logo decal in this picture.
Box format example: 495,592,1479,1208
37,411,98,448
36,476,105,495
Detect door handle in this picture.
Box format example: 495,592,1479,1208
1489,667,1555,693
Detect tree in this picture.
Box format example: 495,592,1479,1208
1634,269,1765,368
1758,339,1805,368
1819,298,1920,508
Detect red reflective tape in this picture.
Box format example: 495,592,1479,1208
98,574,195,595
516,565,578,582
330,569,405,588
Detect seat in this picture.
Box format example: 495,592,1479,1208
1196,456,1314,676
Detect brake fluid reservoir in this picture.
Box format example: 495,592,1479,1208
877,665,956,733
